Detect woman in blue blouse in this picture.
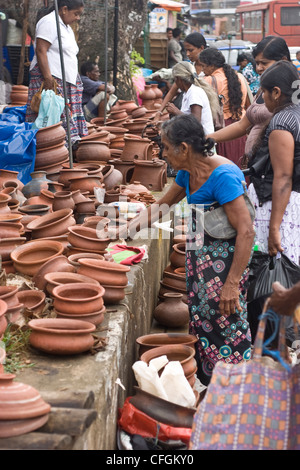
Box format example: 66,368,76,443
122,114,255,386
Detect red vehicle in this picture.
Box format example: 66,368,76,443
235,0,300,47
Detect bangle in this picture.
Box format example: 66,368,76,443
159,111,163,115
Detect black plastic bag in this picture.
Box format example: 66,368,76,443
247,251,300,345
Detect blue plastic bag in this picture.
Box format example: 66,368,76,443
32,89,65,129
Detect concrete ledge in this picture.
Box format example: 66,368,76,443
16,219,171,449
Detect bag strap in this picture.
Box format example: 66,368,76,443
211,75,218,94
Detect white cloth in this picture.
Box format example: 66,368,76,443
180,84,214,136
30,11,79,86
248,183,300,266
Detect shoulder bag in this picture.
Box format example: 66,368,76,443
203,181,255,239
211,75,225,130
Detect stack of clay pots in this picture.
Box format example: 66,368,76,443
67,225,110,258
34,122,69,173
0,285,23,324
0,372,51,438
77,258,130,304
159,242,187,304
10,85,28,106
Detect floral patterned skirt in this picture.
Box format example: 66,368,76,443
186,232,252,386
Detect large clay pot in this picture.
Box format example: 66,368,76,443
153,293,189,328
28,318,96,355
136,333,198,357
44,271,100,296
0,170,23,191
67,225,110,252
35,144,69,171
17,289,46,316
77,258,129,286
121,136,153,162
140,344,197,380
116,100,138,114
32,255,76,291
26,208,76,239
52,191,75,212
52,282,105,314
76,141,111,162
11,240,65,276
58,168,89,189
111,159,135,184
36,122,66,150
68,175,104,194
101,165,123,190
0,237,27,261
130,159,167,191
10,85,28,105
124,119,149,136
21,171,52,198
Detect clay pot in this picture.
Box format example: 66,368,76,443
58,168,89,189
0,372,51,422
124,181,150,196
25,190,54,209
26,208,76,239
75,163,104,178
0,193,12,213
10,85,28,105
170,243,186,269
0,299,8,339
136,333,198,357
83,216,110,230
0,222,23,238
11,240,65,276
17,290,46,316
100,283,127,304
124,119,149,135
67,252,104,269
8,198,20,212
32,255,76,291
38,234,69,254
0,414,50,439
81,129,111,143
74,198,96,214
0,237,27,261
28,318,96,355
0,213,23,224
116,100,138,114
121,136,153,162
52,282,105,314
52,191,75,212
109,109,128,121
21,171,52,198
162,265,186,292
35,144,69,170
77,258,129,286
111,159,135,184
0,285,19,308
0,170,23,191
19,204,51,217
76,141,111,162
153,293,189,328
68,175,104,194
101,165,123,190
36,122,66,150
44,271,100,296
130,159,167,191
6,303,24,323
131,106,147,119
55,305,106,326
67,225,110,252
140,344,197,379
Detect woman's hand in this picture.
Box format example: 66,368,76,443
268,227,284,257
165,102,181,116
43,76,56,90
219,281,242,316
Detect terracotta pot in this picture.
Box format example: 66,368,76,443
75,198,96,214
0,372,51,421
116,100,138,114
24,190,54,209
8,198,20,212
101,165,123,190
111,159,135,184
0,213,23,224
109,109,128,121
0,193,12,213
52,191,75,212
130,159,167,191
0,236,27,261
36,122,66,150
6,303,24,323
153,293,189,328
136,333,198,357
140,344,197,379
67,225,110,252
0,299,8,339
19,204,51,217
11,240,65,276
0,170,23,190
28,318,96,355
0,222,23,238
124,119,149,135
83,215,110,230
140,85,156,101
35,144,69,170
169,242,186,269
68,175,104,194
16,289,46,316
58,168,89,188
131,106,147,119
0,414,49,439
75,163,104,178
44,271,100,296
151,83,163,100
162,265,186,292
55,305,106,326
26,208,76,239
121,136,153,162
81,129,111,143
67,252,104,269
100,283,126,304
124,181,150,196
32,255,76,291
21,171,52,198
77,258,129,286
38,234,69,254
76,141,111,162
52,282,105,314
0,285,19,308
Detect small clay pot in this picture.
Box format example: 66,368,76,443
52,282,105,314
19,204,51,217
153,293,189,328
67,225,110,252
0,285,19,308
77,258,129,286
52,191,75,212
140,344,197,379
136,333,198,357
28,318,96,355
11,240,65,276
55,305,106,326
26,208,76,239
44,271,100,296
17,290,46,316
169,243,186,269
32,255,76,291
100,283,126,304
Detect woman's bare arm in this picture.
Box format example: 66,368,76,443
35,38,56,90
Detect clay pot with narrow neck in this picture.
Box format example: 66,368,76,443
151,83,163,101
0,170,23,191
21,171,52,198
140,85,156,102
153,293,189,328
28,318,96,355
52,191,75,212
0,193,11,213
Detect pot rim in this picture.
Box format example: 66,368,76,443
11,240,64,265
28,318,96,334
68,225,110,243
52,282,105,301
26,208,74,231
77,257,130,273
